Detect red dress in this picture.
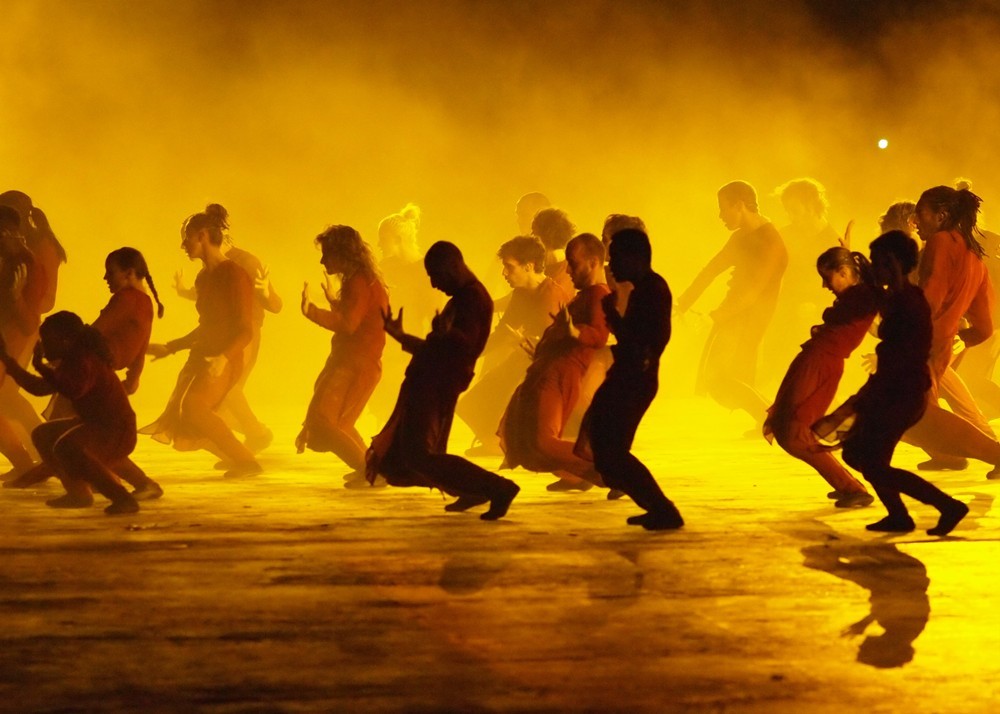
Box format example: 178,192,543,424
500,283,611,475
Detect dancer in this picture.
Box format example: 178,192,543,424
174,225,281,453
0,312,140,515
5,248,165,499
298,225,389,483
764,247,877,508
531,207,576,296
499,232,610,490
0,207,47,479
367,241,520,520
143,204,261,478
457,235,569,456
576,229,682,530
677,181,787,431
814,231,968,535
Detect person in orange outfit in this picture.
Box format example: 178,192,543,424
677,181,787,433
457,235,570,456
0,312,140,515
367,242,520,520
297,225,389,483
764,247,878,508
500,232,610,491
144,204,260,478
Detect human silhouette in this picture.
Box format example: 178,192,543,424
575,229,682,530
366,241,520,520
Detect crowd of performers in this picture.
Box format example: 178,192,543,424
0,180,996,536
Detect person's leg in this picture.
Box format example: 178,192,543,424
115,458,163,500
418,451,520,520
904,403,1000,469
50,425,137,514
774,420,868,496
532,373,600,483
180,370,259,476
31,420,93,507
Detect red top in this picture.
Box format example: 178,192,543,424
168,260,254,362
92,287,153,389
534,283,612,369
305,272,389,364
46,346,135,429
800,283,878,360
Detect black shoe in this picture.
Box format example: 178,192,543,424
917,456,968,471
834,492,874,509
641,510,684,531
105,497,140,516
626,512,650,526
3,464,50,489
444,495,490,512
481,481,520,521
606,489,626,500
987,466,1000,480
865,515,915,532
131,481,164,501
827,490,849,500
928,499,969,536
46,493,94,509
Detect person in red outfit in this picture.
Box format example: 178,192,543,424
764,247,878,508
677,181,787,433
6,248,166,498
815,231,968,536
457,235,570,456
297,225,389,483
576,229,682,530
367,241,520,520
0,312,140,515
499,232,610,491
144,204,260,478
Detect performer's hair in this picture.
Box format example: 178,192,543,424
609,228,652,265
315,225,384,292
0,190,68,262
182,203,230,246
497,236,546,273
878,201,916,234
106,247,165,318
602,214,645,245
718,181,759,213
39,311,113,365
816,247,876,289
531,207,575,250
870,230,920,275
774,178,828,219
916,186,985,258
566,232,605,262
378,203,421,261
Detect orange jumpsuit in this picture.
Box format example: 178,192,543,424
500,283,610,478
299,272,389,467
141,260,254,450
764,283,877,494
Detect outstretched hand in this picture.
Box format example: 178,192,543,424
322,274,337,304
255,266,271,297
147,343,172,361
173,270,187,295
382,304,405,340
300,282,311,317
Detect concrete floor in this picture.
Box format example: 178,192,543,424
1,398,998,713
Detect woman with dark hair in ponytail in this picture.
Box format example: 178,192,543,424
143,204,261,478
765,247,879,507
815,232,968,535
5,248,167,498
0,311,140,515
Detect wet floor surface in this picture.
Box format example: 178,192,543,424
1,399,998,713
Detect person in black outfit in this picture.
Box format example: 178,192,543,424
575,229,683,530
814,231,968,535
366,241,520,520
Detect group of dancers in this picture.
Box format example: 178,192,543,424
0,181,995,534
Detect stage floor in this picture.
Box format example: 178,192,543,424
1,398,998,713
